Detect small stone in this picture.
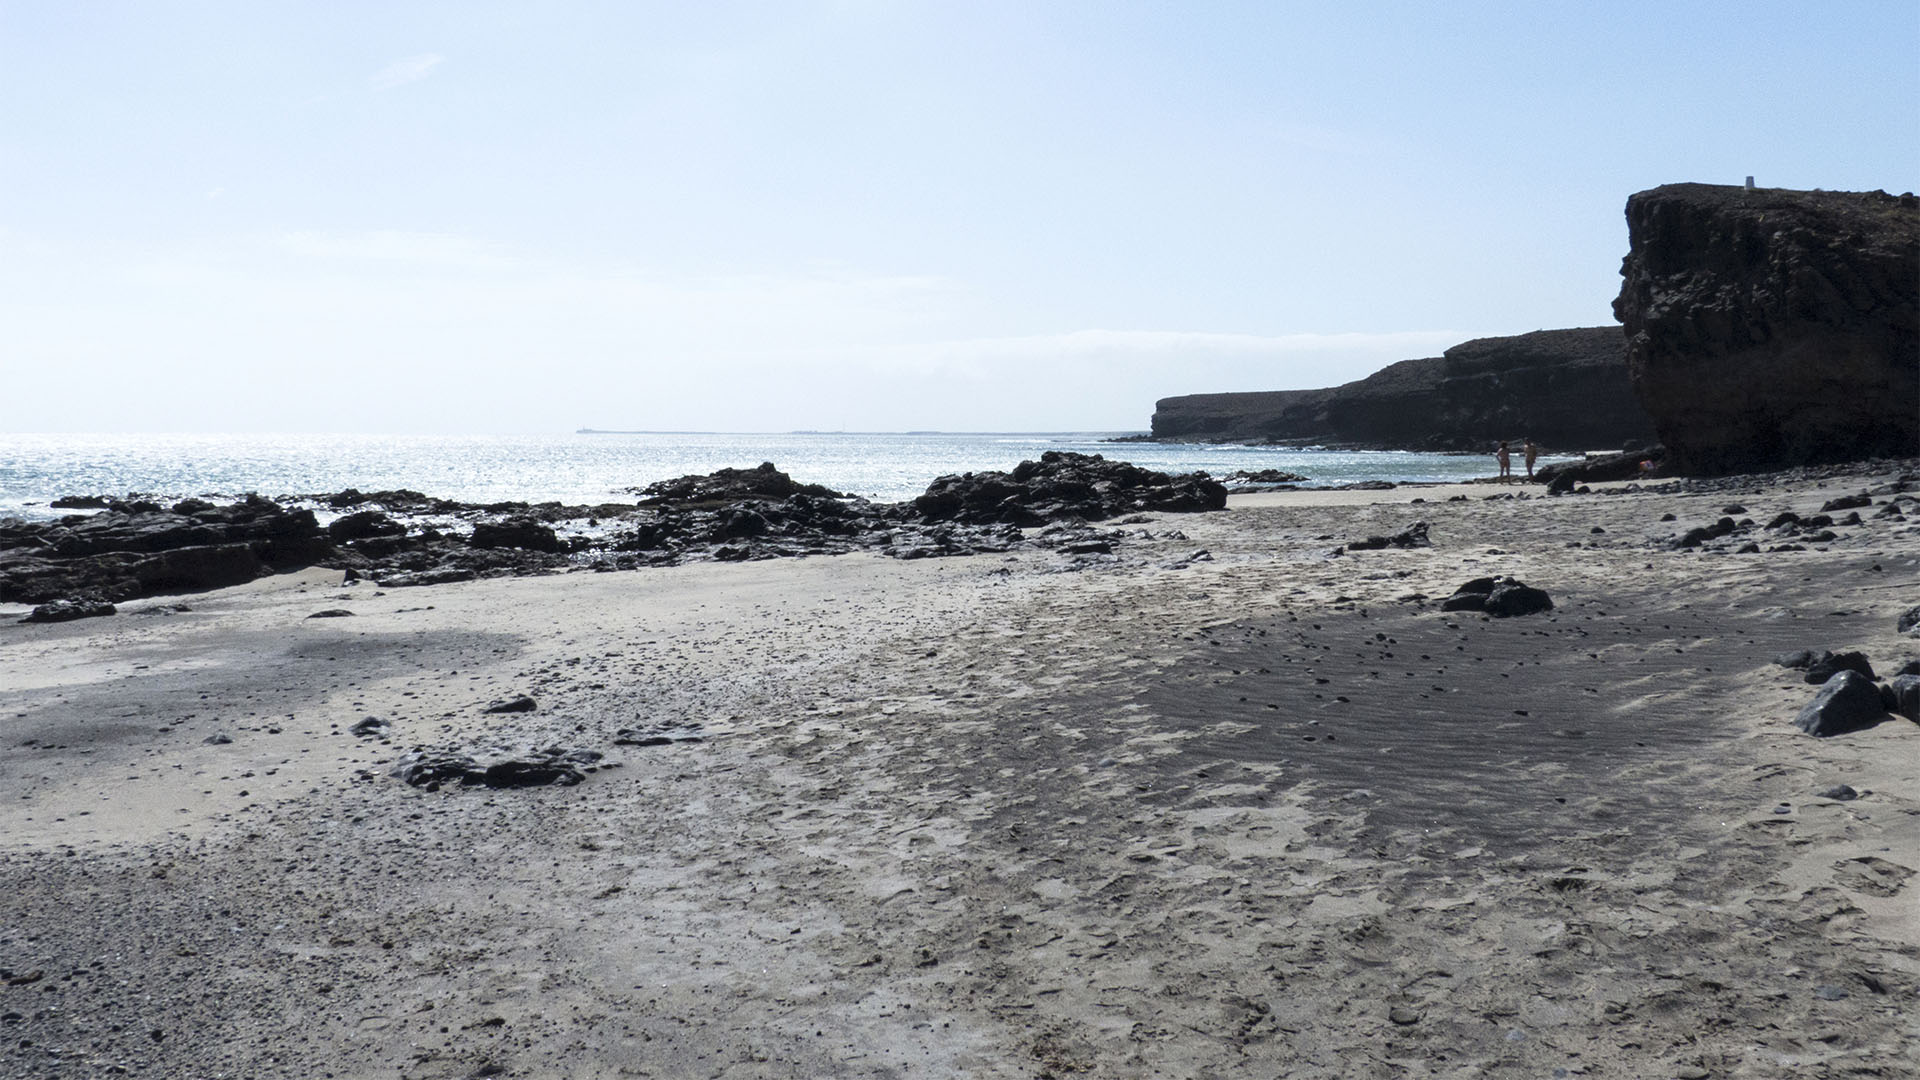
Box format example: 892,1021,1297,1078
1388,1006,1420,1025
203,733,233,745
307,609,354,619
349,717,389,738
1815,784,1859,801
483,695,537,714
1813,984,1849,1001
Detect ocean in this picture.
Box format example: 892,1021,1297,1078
0,432,1527,521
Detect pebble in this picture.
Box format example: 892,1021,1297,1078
1815,784,1859,801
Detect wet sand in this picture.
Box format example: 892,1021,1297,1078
2,464,1916,1078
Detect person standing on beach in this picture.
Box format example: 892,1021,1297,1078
1495,440,1512,481
1523,438,1539,479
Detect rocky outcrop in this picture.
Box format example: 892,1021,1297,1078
6,456,1231,605
1150,327,1654,450
629,462,846,506
1613,184,1920,474
914,451,1227,526
0,496,330,605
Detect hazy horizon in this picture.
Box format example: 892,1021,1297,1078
4,2,1916,435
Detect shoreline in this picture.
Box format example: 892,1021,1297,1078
2,460,1916,1077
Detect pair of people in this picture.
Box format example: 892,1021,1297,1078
1495,439,1539,481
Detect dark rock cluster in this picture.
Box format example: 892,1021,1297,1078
1342,521,1430,552
1782,640,1920,737
914,452,1227,526
5,453,1228,613
629,462,848,506
391,747,604,790
1613,184,1919,474
1439,577,1553,617
0,495,329,605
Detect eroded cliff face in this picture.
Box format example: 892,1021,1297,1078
1613,184,1920,474
1150,327,1652,450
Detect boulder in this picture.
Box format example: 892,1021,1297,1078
469,518,563,553
1536,448,1665,488
1888,674,1920,722
1899,605,1920,636
1440,576,1551,617
1484,580,1554,617
1793,670,1887,736
1612,184,1920,474
1804,650,1875,685
21,597,116,624
327,511,407,542
633,462,846,507
1345,522,1431,551
914,452,1225,525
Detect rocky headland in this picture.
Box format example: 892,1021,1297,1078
1149,326,1656,451
1614,183,1920,474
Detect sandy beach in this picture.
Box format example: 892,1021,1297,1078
3,465,1916,1079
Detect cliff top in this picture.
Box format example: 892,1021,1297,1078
1628,183,1919,243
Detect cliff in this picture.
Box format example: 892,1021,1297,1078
1613,183,1920,474
1150,327,1654,450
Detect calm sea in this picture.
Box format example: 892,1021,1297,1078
0,432,1524,521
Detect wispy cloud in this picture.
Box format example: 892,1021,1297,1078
369,53,445,91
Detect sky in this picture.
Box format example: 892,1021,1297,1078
2,1,1916,434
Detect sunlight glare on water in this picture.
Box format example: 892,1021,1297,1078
0,432,1530,520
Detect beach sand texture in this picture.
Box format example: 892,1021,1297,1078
2,466,1916,1078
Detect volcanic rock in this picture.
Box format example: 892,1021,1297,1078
0,497,330,604
1345,522,1431,551
20,597,117,624
469,518,563,553
327,511,407,543
1793,670,1888,736
914,451,1225,526
1440,576,1552,617
633,463,846,507
1889,675,1920,722
1150,327,1656,450
1804,650,1875,685
1612,184,1920,474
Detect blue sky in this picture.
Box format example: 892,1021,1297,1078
3,1,1915,432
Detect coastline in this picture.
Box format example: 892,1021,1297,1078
2,461,1916,1077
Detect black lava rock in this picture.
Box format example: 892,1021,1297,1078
1804,650,1875,685
21,597,117,623
469,518,563,553
1442,576,1552,617
1899,605,1920,636
1793,671,1887,737
1346,522,1431,552
1889,674,1920,722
